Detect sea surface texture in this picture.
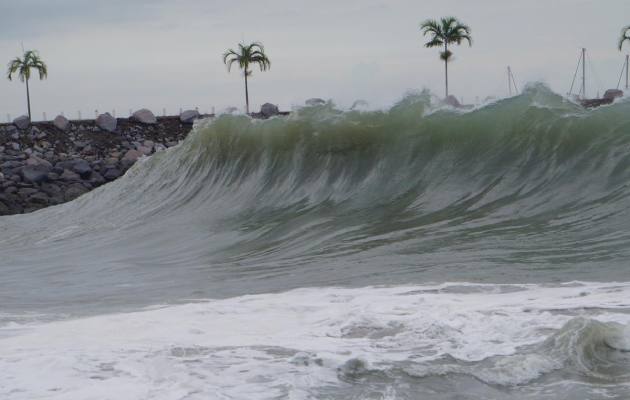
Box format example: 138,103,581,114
1,85,629,399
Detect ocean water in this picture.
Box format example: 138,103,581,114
1,84,630,399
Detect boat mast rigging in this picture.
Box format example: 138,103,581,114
507,66,519,96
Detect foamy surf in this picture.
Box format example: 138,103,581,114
1,282,629,399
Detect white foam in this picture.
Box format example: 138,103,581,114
1,282,630,399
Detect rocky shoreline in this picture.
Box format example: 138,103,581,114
0,102,291,216
0,113,199,216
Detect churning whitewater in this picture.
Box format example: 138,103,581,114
1,85,630,399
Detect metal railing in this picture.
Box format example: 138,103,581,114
4,106,216,123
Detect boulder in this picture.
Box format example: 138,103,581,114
64,183,89,201
103,168,121,181
122,149,142,163
20,165,51,184
96,113,117,132
2,160,24,169
180,109,200,124
603,89,624,100
13,115,30,130
53,115,70,131
90,171,106,185
28,192,49,206
41,183,62,197
260,103,279,118
131,108,157,124
137,146,152,156
18,187,39,197
71,159,92,178
25,156,52,169
60,169,81,182
305,98,326,106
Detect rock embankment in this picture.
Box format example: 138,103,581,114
0,115,197,216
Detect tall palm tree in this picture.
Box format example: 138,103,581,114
7,50,48,120
420,17,472,98
619,26,630,50
223,42,271,114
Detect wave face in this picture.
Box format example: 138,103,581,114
1,84,630,398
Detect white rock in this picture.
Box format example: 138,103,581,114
25,155,53,169
13,115,30,130
260,103,279,118
96,113,117,132
180,109,200,124
131,109,157,124
122,149,142,162
53,115,70,131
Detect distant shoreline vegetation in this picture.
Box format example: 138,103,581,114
5,21,630,119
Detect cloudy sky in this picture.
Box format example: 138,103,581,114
1,0,629,120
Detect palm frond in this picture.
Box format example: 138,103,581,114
420,19,442,37
223,41,271,74
7,50,48,82
6,58,22,81
420,16,473,49
424,38,443,48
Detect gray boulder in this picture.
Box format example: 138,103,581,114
21,165,51,184
60,169,81,181
122,149,142,163
25,156,52,169
260,103,279,118
137,146,152,156
13,115,30,130
53,115,70,131
131,108,157,124
28,192,49,206
305,98,326,106
180,109,200,124
103,168,121,180
71,160,92,178
64,183,88,201
96,113,117,132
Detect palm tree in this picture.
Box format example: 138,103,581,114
420,17,472,98
7,50,48,120
619,26,630,50
223,42,271,114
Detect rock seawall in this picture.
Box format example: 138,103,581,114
0,116,195,216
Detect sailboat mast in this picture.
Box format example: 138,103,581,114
508,66,512,96
626,54,629,90
582,48,586,99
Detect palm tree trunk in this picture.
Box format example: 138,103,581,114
444,43,449,98
244,72,250,114
25,77,32,120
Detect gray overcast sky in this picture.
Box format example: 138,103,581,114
1,0,629,120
